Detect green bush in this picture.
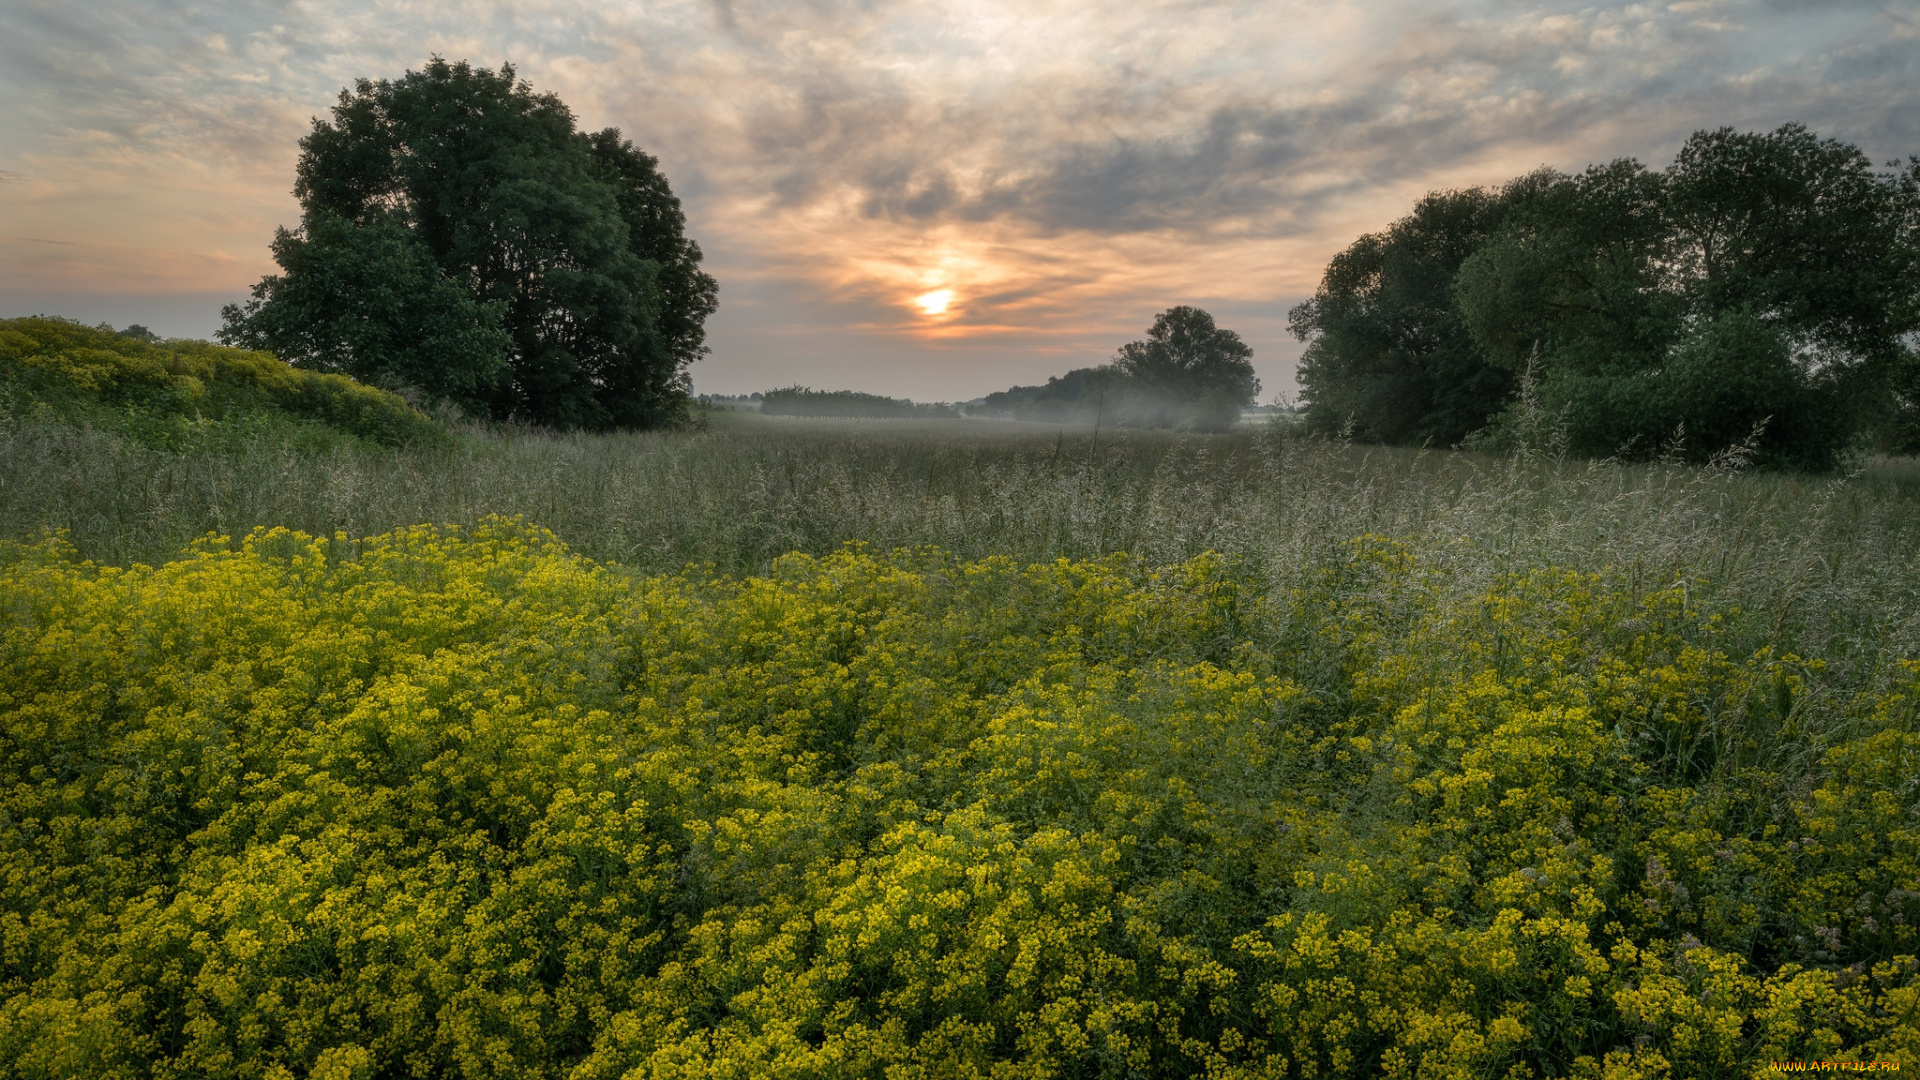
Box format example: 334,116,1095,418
0,317,448,449
2,520,1915,1077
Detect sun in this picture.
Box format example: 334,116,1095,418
913,288,955,316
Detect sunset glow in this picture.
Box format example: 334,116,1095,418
0,1,1913,400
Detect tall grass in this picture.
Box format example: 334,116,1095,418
8,407,1920,698
2,407,1911,571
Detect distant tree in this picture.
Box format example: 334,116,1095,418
970,365,1135,423
221,58,717,429
968,308,1258,430
758,386,957,419
1112,306,1260,430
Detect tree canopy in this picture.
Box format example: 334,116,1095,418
1294,124,1920,467
221,59,718,430
1288,183,1536,446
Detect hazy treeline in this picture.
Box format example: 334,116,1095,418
759,385,959,419
969,306,1261,431
1293,124,1920,468
695,393,761,408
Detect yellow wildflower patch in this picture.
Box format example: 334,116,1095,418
1,523,1914,1077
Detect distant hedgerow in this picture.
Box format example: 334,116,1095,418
759,385,959,419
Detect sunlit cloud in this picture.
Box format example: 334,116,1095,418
1,0,1915,397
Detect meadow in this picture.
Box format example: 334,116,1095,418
5,377,1920,1075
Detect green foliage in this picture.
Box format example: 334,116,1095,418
1667,126,1917,361
222,58,718,430
974,307,1258,431
219,212,511,415
3,520,1917,1077
1484,310,1857,469
1291,184,1531,444
1456,127,1912,468
1893,344,1920,453
585,130,721,399
0,316,447,450
1453,161,1679,381
1299,124,1920,467
759,386,959,419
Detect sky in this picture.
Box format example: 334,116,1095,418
2,1,1916,401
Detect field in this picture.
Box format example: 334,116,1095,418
5,404,1920,1077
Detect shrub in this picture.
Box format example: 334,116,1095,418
0,317,448,448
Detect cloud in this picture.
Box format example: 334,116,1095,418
0,0,1915,397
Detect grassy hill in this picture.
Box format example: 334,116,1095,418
0,316,447,450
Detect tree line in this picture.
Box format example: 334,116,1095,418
1291,124,1920,468
759,386,960,419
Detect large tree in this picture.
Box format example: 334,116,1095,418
1455,125,1918,467
1289,180,1547,445
222,59,718,429
1296,123,1920,467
